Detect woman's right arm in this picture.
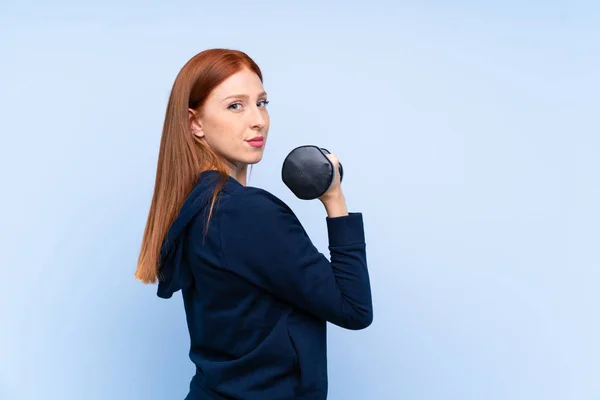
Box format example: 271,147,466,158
219,188,373,330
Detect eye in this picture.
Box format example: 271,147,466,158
258,100,270,107
227,102,243,110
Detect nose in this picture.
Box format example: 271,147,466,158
251,105,267,131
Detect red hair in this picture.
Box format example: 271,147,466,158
135,48,263,284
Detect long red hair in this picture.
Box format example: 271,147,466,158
135,48,263,284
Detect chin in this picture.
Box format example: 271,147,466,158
244,152,264,165
247,156,263,165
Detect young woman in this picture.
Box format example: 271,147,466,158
135,48,373,400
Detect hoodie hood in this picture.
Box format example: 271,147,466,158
156,170,228,299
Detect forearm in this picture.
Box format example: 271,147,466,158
321,190,348,218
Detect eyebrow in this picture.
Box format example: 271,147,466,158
221,91,268,102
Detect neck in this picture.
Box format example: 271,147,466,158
228,163,249,186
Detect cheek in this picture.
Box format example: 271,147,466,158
205,115,243,146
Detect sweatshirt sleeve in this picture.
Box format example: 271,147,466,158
219,189,373,330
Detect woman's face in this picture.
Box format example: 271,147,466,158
190,68,270,172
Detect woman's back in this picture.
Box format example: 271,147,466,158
157,170,372,399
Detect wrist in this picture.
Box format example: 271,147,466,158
321,191,348,218
320,188,344,204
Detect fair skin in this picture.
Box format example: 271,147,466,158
189,68,348,218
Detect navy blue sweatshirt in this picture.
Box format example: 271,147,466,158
157,170,373,399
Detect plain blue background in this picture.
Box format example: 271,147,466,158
1,1,599,399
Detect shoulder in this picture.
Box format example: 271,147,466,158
220,185,296,224
219,186,310,258
225,185,290,210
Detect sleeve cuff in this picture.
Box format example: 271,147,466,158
326,212,365,247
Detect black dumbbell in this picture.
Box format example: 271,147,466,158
281,145,344,200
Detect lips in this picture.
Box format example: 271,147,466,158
246,136,264,148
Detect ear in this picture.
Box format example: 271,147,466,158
188,108,204,138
